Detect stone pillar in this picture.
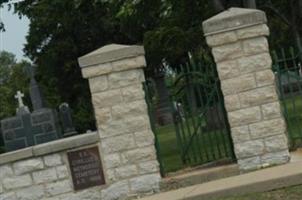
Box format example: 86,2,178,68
78,44,161,198
203,8,290,171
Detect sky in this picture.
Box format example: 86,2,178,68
0,3,29,61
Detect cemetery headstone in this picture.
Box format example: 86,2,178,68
59,102,77,137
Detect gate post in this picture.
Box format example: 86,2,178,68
203,8,290,171
78,44,160,198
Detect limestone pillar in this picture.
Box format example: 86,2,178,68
203,8,290,171
78,44,160,198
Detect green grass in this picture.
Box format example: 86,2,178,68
155,119,234,174
215,185,302,200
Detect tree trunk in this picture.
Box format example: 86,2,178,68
212,0,225,13
243,0,257,8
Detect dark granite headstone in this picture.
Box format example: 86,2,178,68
59,103,77,137
67,146,105,191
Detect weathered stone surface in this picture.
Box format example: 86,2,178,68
134,130,155,148
264,135,288,153
231,126,250,143
13,158,44,175
261,102,281,120
243,37,268,55
103,153,121,169
92,89,123,109
0,164,13,179
95,107,112,125
236,24,269,39
111,55,146,72
237,156,261,171
3,175,32,190
101,134,136,154
221,73,256,95
228,106,262,127
249,118,286,139
121,146,156,164
234,140,265,158
44,154,62,167
0,182,3,194
206,31,237,47
89,75,108,93
237,53,272,74
108,69,142,89
115,165,138,179
239,86,278,108
255,69,275,87
15,185,44,200
106,169,117,183
212,42,243,62
261,150,290,166
81,63,113,79
33,168,58,184
111,101,147,120
0,192,16,200
224,94,241,112
121,84,145,102
0,148,33,166
129,174,161,193
45,180,72,197
101,180,129,200
138,160,159,174
216,60,240,80
59,189,102,200
56,165,69,179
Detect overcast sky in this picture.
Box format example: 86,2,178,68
0,4,29,61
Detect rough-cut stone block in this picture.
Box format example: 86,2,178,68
134,130,155,148
261,150,290,166
108,69,142,89
3,175,32,190
56,165,69,179
115,165,138,179
13,158,44,175
95,107,112,125
0,192,16,200
224,94,241,112
121,146,156,164
231,126,250,143
112,56,146,73
212,42,242,62
236,24,269,39
206,31,237,46
256,69,275,87
106,169,117,183
81,62,113,78
92,89,123,108
33,168,58,184
237,156,261,171
243,37,268,55
237,53,272,74
261,102,282,120
228,106,262,127
249,118,286,139
138,160,159,174
101,134,136,154
239,86,278,108
44,154,62,167
234,140,265,158
121,84,145,102
89,75,108,93
111,101,147,120
221,73,256,95
129,174,160,193
0,182,3,194
217,60,240,80
15,185,44,200
60,189,102,200
264,134,288,153
101,181,129,200
0,164,13,179
45,180,72,197
103,153,121,169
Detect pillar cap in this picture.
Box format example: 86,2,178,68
78,44,145,68
203,7,267,36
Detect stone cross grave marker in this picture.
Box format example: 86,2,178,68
15,91,25,108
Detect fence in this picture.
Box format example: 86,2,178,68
143,60,235,176
272,47,302,149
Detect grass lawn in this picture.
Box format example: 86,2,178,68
215,185,302,200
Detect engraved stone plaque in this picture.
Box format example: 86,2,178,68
67,146,105,190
